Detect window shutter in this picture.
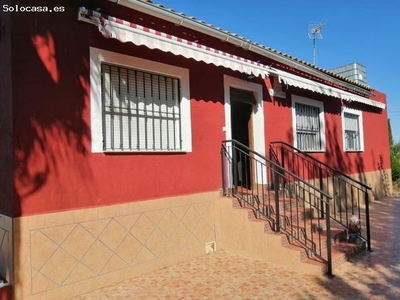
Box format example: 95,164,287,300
344,113,359,132
344,113,360,150
101,64,181,151
295,103,321,151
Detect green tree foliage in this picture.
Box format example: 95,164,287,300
389,119,394,146
391,144,400,181
389,119,400,181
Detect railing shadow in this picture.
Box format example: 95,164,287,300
269,141,372,252
221,139,333,275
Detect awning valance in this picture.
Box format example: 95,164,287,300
78,7,384,109
270,68,385,109
78,7,269,78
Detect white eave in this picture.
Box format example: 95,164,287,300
270,68,385,109
81,1,385,109
107,0,373,94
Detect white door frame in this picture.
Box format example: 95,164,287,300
223,75,267,185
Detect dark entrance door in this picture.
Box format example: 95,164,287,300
230,88,255,189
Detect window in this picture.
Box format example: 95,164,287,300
292,95,325,152
102,64,181,151
90,47,192,153
342,108,363,151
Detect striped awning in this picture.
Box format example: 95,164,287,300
270,68,385,109
78,7,385,109
78,7,269,78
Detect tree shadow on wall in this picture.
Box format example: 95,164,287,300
282,115,399,299
13,17,92,216
323,121,369,210
283,118,368,180
325,120,391,200
284,119,368,210
298,198,400,300
372,153,391,197
322,120,369,181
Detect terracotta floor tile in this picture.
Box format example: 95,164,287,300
70,197,400,300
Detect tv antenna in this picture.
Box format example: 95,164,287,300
308,19,326,65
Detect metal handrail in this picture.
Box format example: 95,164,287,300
223,140,331,200
269,141,372,252
221,139,334,275
270,141,371,190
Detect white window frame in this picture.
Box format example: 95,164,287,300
90,47,192,153
292,95,325,152
341,107,364,152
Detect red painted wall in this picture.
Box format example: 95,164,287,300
0,285,12,300
10,0,390,217
11,0,229,216
264,84,389,178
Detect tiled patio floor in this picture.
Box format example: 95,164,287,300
71,197,400,300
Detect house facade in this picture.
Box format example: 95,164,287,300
0,0,391,298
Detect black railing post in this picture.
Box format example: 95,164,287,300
319,167,324,218
232,143,238,195
221,146,226,196
269,140,373,275
365,190,372,251
226,140,336,273
326,199,333,277
332,175,336,220
280,147,286,188
274,168,280,233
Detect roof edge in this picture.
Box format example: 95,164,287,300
109,0,373,95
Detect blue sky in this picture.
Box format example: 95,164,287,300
157,0,400,142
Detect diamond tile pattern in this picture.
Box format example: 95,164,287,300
30,201,215,294
70,197,400,300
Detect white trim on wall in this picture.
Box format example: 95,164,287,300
223,75,265,156
223,75,266,185
89,47,192,153
341,107,364,152
291,94,326,152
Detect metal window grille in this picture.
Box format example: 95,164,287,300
101,63,182,151
295,102,322,151
344,112,360,151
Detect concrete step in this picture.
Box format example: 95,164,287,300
227,195,367,275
